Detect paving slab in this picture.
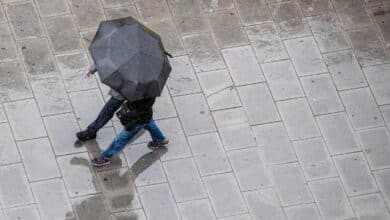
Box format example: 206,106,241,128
284,203,321,220
358,127,390,170
5,2,43,39
0,124,21,165
332,0,371,29
293,137,337,180
363,64,390,105
234,0,272,25
0,23,18,62
4,205,40,220
178,199,216,220
261,60,304,101
245,23,289,63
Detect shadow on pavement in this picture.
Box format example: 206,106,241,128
65,139,167,220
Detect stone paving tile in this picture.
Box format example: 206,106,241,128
153,88,177,120
182,32,225,73
237,83,280,125
198,70,241,111
5,2,43,39
35,0,69,17
200,0,234,11
4,99,46,141
316,112,359,155
358,127,390,170
293,137,337,180
30,75,72,116
44,15,83,54
163,158,207,202
0,105,6,123
156,118,192,161
69,89,106,129
135,0,172,22
277,98,320,140
72,194,110,220
334,152,377,196
284,36,328,76
253,122,297,165
67,0,105,30
17,38,57,76
101,0,133,8
0,123,21,166
96,167,141,213
245,23,289,63
243,188,286,220
371,4,390,49
31,179,74,220
271,162,313,206
222,45,265,86
187,132,231,176
0,62,33,102
17,138,61,182
208,9,249,48
0,23,18,62
4,205,40,220
363,64,390,105
124,143,166,186
57,153,99,197
302,74,344,114
374,169,390,208
269,1,311,39
0,164,34,208
380,105,390,128
111,209,147,220
203,173,247,217
213,107,257,150
178,199,216,220
306,14,351,53
219,214,251,220
174,93,216,136
166,0,208,35
340,87,384,130
284,203,321,220
167,56,201,96
261,60,304,101
234,0,272,25
227,147,272,191
323,50,368,90
104,5,139,19
43,113,86,156
297,0,334,16
138,183,181,220
350,193,390,220
348,27,390,66
332,0,371,29
145,19,186,56
0,4,5,23
309,178,354,220
56,52,98,92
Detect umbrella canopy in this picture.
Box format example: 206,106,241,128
89,16,172,101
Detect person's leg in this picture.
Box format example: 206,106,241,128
144,119,168,149
87,97,124,134
101,125,144,158
77,97,124,141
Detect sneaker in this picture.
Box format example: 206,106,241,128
76,130,97,141
91,156,110,167
148,139,169,150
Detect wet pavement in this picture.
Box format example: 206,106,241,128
0,0,390,219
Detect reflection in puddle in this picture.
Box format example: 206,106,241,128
66,139,167,220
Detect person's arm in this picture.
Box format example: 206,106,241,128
86,64,97,77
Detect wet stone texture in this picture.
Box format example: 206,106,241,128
1,0,390,219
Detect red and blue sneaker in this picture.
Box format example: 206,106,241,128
91,156,110,167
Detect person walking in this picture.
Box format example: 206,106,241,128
91,97,168,167
76,64,125,141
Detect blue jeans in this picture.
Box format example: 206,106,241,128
87,97,124,134
101,119,166,158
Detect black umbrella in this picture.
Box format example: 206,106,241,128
89,16,172,101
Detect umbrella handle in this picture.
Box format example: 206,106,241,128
164,51,173,58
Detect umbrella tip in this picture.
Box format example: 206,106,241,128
164,51,173,58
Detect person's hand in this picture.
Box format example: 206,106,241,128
86,70,94,77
